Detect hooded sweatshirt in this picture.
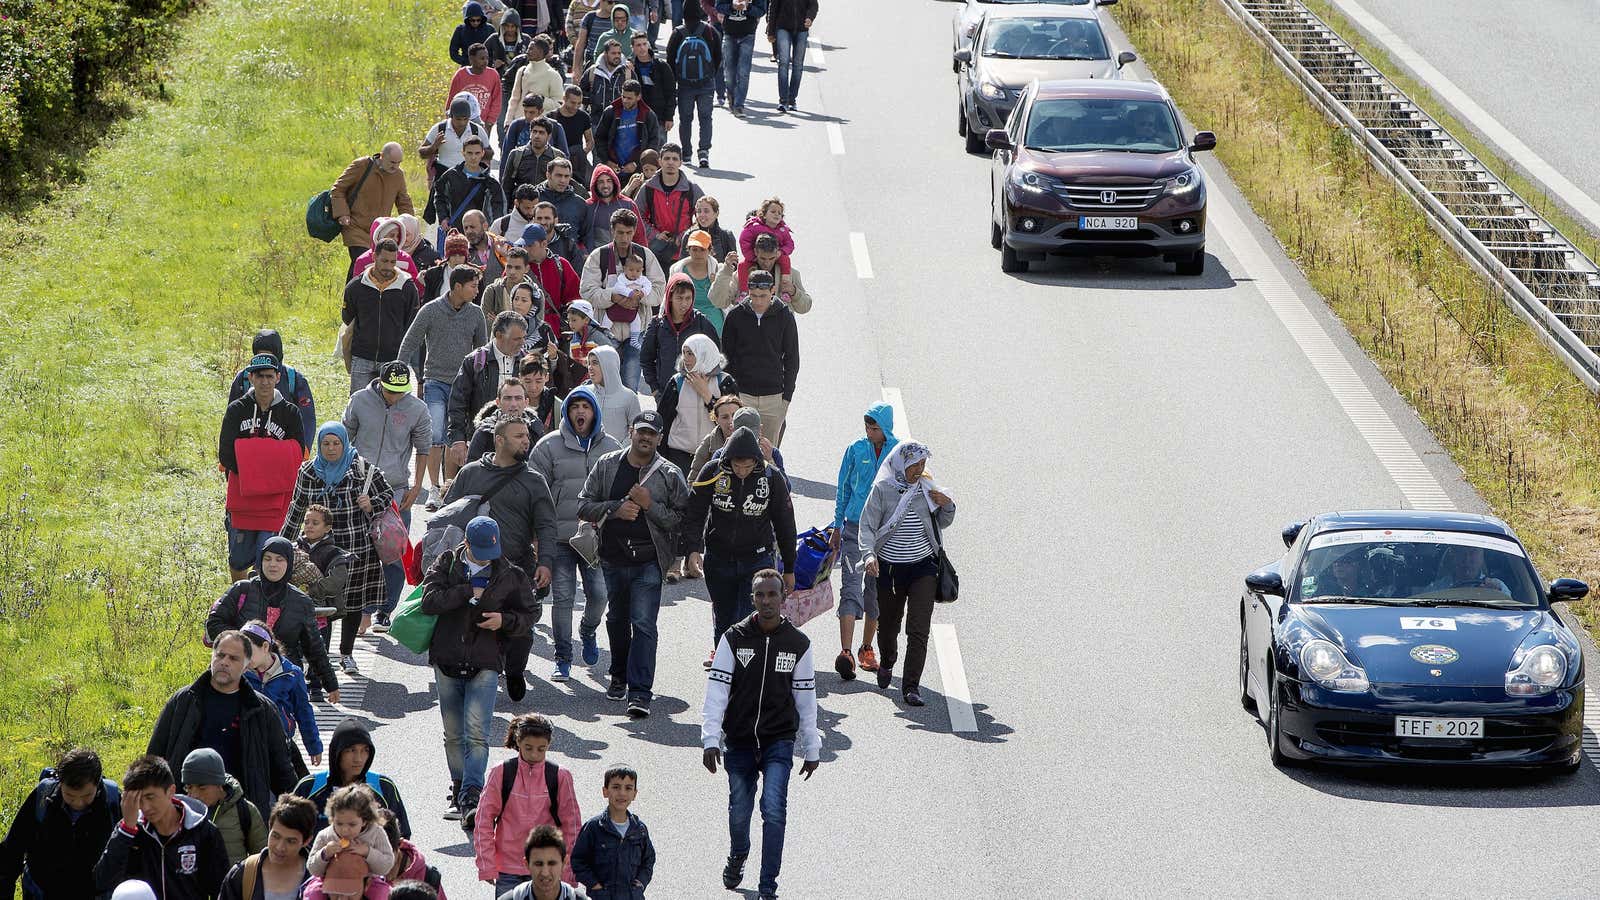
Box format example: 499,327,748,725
529,385,624,543
686,426,797,566
833,401,900,528
585,345,641,444
226,329,318,446
292,718,412,838
451,1,497,66
207,536,339,694
219,389,306,529
93,795,229,900
580,164,643,250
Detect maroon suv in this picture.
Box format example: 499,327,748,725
987,79,1216,274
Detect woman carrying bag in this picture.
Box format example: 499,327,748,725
281,422,396,676
857,441,956,708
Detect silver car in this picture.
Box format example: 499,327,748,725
956,5,1136,153
950,0,1115,72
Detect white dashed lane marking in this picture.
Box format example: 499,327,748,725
827,122,845,155
850,232,874,279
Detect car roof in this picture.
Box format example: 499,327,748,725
1308,509,1517,539
1030,78,1169,101
980,3,1102,20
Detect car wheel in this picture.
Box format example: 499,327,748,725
990,217,1003,250
965,125,986,155
958,102,968,137
1265,666,1295,768
1175,249,1206,276
1239,622,1255,712
1000,242,1028,273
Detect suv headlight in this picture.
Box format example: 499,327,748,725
1163,167,1202,196
978,81,1008,102
1506,644,1567,696
1299,639,1370,693
1008,169,1053,194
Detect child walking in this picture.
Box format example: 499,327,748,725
473,714,582,893
571,766,656,899
305,784,396,900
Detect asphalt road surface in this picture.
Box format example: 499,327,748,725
309,2,1600,896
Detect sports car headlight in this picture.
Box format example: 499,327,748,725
1300,639,1370,693
1163,167,1202,196
978,81,1008,102
1506,644,1567,696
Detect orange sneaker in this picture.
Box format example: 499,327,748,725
857,646,880,672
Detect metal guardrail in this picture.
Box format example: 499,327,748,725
1217,0,1600,391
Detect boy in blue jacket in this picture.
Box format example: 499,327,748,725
829,402,898,681
571,766,655,898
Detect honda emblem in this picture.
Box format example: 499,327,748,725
1100,190,1117,205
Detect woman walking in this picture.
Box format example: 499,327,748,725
657,332,735,582
858,441,956,708
280,422,395,676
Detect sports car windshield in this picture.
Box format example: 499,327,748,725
1296,530,1541,608
978,0,1091,5
1024,98,1180,152
982,18,1109,60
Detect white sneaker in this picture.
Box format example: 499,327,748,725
340,655,359,675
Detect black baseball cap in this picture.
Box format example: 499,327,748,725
631,411,663,433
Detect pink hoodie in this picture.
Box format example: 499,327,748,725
473,758,582,884
394,839,447,900
352,217,423,289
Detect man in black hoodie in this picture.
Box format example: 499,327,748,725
93,755,229,900
146,632,299,818
225,329,317,448
0,748,120,900
291,718,412,837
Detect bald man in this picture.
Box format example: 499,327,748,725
332,141,416,265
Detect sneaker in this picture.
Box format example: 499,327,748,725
733,107,746,118
876,664,893,690
834,649,856,681
425,495,443,512
666,565,682,584
370,613,390,633
582,632,601,667
442,804,462,821
507,668,527,702
857,646,880,672
722,854,747,890
903,690,926,707
606,679,627,701
776,103,788,113
551,660,571,682
697,151,709,169
704,648,717,670
308,685,324,703
340,655,359,676
627,700,650,719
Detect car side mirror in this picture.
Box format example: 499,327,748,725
1097,0,1118,5
1246,570,1285,597
954,48,973,65
984,129,1012,152
1280,522,1304,548
1191,131,1218,152
1116,51,1137,69
1549,578,1590,603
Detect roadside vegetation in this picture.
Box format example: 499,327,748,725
1112,0,1600,617
0,0,448,819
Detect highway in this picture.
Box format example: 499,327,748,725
308,1,1600,895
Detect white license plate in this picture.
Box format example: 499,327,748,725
1078,216,1139,231
1394,716,1483,739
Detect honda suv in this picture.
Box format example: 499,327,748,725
987,79,1216,275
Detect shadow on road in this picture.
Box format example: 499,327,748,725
787,474,837,503
1009,253,1240,291
822,680,1012,745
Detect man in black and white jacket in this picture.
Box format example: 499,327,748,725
701,568,819,900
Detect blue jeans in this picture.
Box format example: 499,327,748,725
677,84,714,154
704,550,772,646
774,29,808,105
380,506,412,616
435,666,499,794
722,33,755,110
725,740,794,896
618,334,644,392
423,378,452,446
226,512,273,571
670,0,684,22
551,540,609,662
603,560,663,703
494,872,528,896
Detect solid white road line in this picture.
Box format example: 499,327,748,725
1207,188,1457,512
1329,0,1600,234
849,232,874,278
881,386,910,439
932,624,979,733
827,122,845,155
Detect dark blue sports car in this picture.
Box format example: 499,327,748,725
1239,510,1589,772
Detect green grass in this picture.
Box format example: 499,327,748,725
1110,0,1600,617
0,0,451,828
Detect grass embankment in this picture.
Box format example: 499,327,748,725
0,0,448,824
1110,0,1600,612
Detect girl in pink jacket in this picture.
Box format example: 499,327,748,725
473,714,582,892
737,196,796,293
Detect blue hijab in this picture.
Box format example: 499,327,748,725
311,421,358,489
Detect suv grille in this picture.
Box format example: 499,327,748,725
1055,182,1162,211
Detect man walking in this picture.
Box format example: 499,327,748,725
719,270,798,446
579,208,666,391
504,119,567,202
521,221,583,332
93,756,230,900
666,3,721,167
448,310,532,470
226,328,318,448
448,44,505,132
593,80,664,179
634,142,703,268
343,361,432,626
579,39,634,123
828,402,898,679
398,265,489,506
715,0,766,117
0,748,121,900
628,34,676,136
577,412,688,718
701,569,820,900
219,354,306,581
529,385,622,681
342,239,422,394
421,516,538,827
331,142,414,268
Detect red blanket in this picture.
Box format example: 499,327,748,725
227,438,304,531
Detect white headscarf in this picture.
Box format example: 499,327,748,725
876,441,930,490
395,213,423,253
680,333,722,375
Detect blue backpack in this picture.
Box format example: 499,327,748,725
34,768,119,823
676,24,714,83
310,770,384,796
792,527,836,590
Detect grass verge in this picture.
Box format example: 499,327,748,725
0,0,448,821
1110,0,1600,615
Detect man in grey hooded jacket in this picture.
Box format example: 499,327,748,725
529,384,622,680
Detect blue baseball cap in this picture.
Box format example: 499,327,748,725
465,516,501,561
518,223,548,246
245,353,279,373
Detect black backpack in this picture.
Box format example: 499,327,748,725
676,23,714,84
34,767,119,823
495,757,563,828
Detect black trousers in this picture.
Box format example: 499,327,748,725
876,556,939,693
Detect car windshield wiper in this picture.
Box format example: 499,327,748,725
1030,55,1105,60
985,51,1019,58
1403,597,1529,609
1302,595,1412,606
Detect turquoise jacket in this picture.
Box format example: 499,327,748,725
833,402,899,528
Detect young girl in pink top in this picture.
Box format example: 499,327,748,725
473,714,582,894
738,196,796,294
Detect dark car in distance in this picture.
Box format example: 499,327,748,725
987,79,1215,275
1240,510,1588,774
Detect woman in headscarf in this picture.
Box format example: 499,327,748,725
350,216,423,287
856,441,957,708
206,537,340,705
641,272,721,399
583,344,641,444
395,212,440,270
280,422,395,675
657,332,737,583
